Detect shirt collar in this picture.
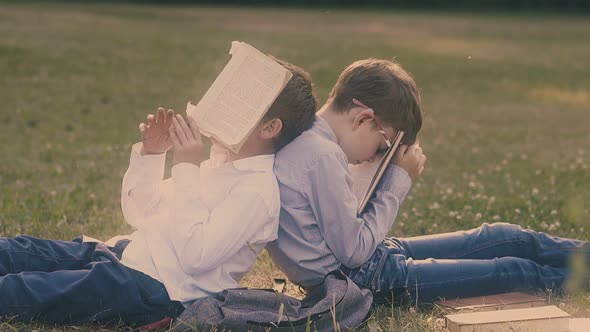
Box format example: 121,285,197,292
230,154,275,173
204,142,274,173
312,115,338,144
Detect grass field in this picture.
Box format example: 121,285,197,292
1,2,590,331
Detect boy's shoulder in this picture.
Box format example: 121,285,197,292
275,117,347,181
230,157,280,216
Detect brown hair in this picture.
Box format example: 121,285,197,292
263,56,318,151
327,59,422,144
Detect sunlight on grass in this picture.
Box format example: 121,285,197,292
531,87,590,106
1,2,589,331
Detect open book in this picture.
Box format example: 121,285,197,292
187,41,293,154
353,131,405,216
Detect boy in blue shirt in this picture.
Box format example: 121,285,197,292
0,58,317,326
268,58,590,305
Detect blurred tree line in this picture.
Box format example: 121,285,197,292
124,0,590,11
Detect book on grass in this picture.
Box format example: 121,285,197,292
444,305,570,332
186,41,293,154
355,131,404,216
435,292,546,312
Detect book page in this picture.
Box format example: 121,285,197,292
355,131,404,216
350,159,381,201
187,41,292,153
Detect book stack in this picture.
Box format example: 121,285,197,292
436,292,577,332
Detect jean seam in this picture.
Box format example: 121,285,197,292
0,250,90,262
455,237,531,258
408,273,564,288
456,237,588,260
369,248,389,292
144,289,168,301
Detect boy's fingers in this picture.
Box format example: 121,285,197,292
176,114,193,140
165,109,175,124
147,114,155,126
139,123,147,133
172,117,188,143
406,144,418,156
395,144,408,157
156,108,165,124
393,144,408,164
187,116,201,143
169,127,181,148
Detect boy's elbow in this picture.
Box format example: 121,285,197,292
334,236,378,269
335,248,370,269
120,197,141,228
340,255,367,270
178,247,205,275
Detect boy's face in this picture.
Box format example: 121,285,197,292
340,116,396,165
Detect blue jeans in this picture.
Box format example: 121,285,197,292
0,235,184,326
343,223,590,305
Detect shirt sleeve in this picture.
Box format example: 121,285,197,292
169,171,276,275
305,152,412,269
120,142,170,230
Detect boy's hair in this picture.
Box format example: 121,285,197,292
264,56,318,151
327,59,422,144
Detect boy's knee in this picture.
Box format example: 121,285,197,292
478,223,536,247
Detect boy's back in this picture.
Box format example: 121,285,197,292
268,116,346,287
268,59,424,289
268,116,412,288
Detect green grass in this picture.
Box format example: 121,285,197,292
1,2,589,331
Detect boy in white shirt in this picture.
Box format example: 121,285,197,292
0,58,317,327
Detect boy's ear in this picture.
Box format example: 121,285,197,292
259,118,283,140
352,108,376,130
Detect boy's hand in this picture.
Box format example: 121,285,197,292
169,114,204,166
393,144,427,181
140,107,175,155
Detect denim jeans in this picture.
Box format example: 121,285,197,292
0,235,184,326
343,223,590,305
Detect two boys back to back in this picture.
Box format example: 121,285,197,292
3,52,586,327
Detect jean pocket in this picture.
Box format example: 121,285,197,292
345,247,385,290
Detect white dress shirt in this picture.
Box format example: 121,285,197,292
103,142,279,305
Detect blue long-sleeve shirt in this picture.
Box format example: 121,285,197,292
266,116,412,288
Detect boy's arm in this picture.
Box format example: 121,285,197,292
121,108,176,229
166,113,276,274
306,151,412,269
169,170,276,275
120,142,169,230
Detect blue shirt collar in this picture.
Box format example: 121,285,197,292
313,115,338,144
